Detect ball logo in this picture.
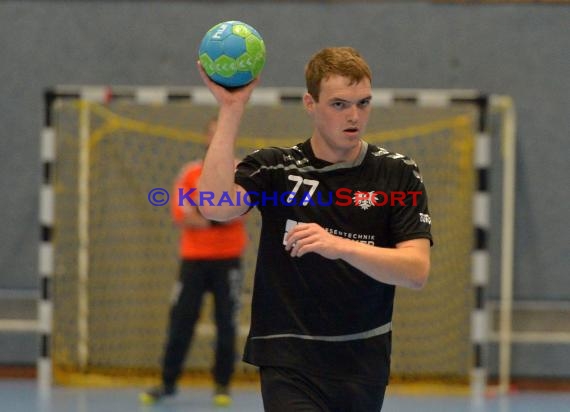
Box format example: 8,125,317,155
211,23,229,40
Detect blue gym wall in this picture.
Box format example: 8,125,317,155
0,1,569,378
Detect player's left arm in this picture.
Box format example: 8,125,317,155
284,224,430,290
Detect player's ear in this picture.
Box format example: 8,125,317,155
303,92,315,114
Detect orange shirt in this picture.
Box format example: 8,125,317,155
171,161,247,260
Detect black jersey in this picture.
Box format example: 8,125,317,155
235,139,432,384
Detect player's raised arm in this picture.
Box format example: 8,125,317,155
196,62,259,221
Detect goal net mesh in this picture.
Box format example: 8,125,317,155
49,91,476,386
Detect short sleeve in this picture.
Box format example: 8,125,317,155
234,150,273,207
389,160,433,246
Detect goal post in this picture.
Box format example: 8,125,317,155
38,85,515,394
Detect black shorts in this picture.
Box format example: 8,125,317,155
259,366,386,412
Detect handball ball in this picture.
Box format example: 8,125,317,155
198,21,266,88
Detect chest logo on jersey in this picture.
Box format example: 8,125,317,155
352,191,378,210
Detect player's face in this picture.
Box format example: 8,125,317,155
304,75,372,163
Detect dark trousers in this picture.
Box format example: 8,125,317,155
161,258,242,388
260,366,386,412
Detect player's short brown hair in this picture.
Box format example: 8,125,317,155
305,47,372,102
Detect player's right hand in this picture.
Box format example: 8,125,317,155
197,61,260,108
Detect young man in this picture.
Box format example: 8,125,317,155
197,47,432,411
140,118,247,407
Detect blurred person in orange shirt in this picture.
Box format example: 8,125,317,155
140,117,247,407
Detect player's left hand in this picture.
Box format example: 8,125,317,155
284,223,344,259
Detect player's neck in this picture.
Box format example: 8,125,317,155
309,136,363,164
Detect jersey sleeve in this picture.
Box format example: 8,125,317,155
390,159,433,246
234,149,274,207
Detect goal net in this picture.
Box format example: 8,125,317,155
44,86,488,388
